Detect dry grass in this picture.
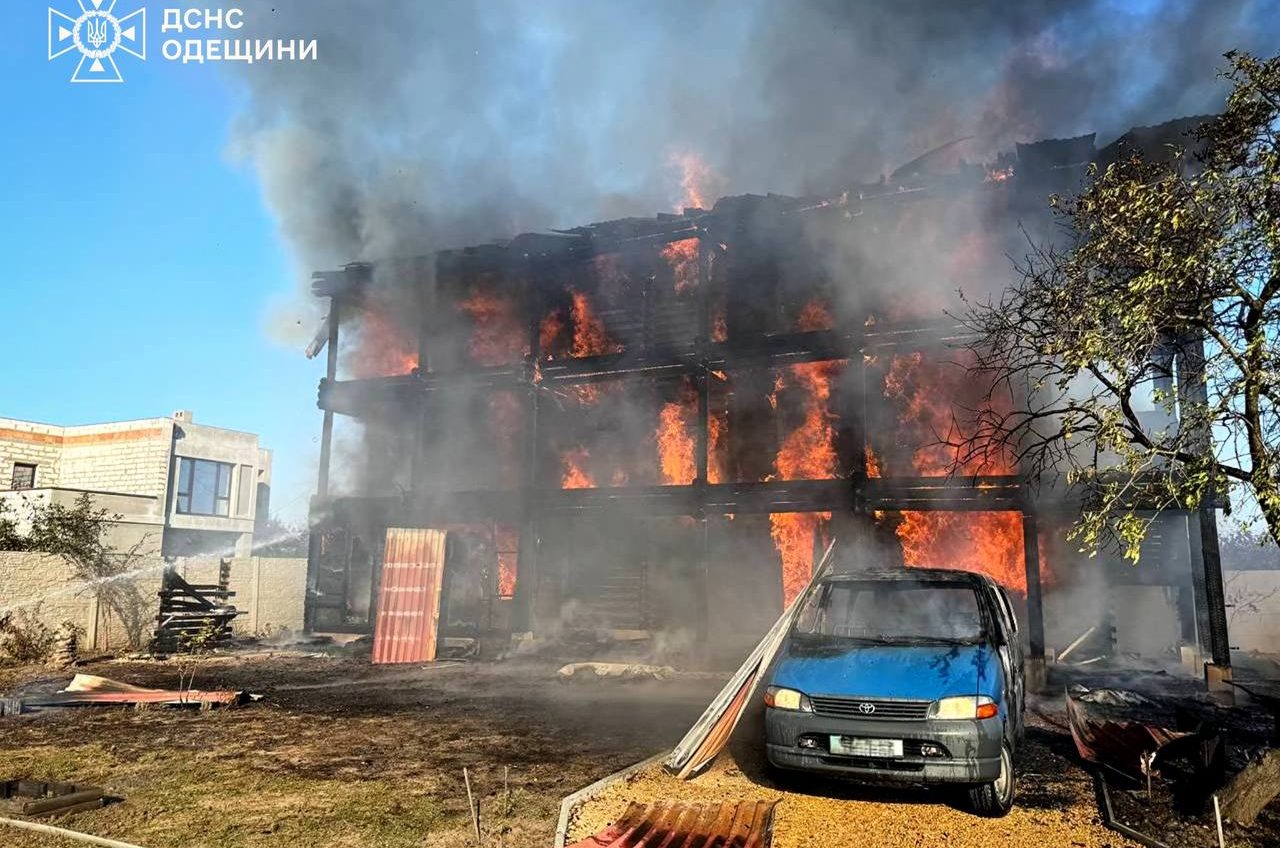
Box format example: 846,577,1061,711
0,653,718,848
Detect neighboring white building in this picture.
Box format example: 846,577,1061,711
0,411,271,558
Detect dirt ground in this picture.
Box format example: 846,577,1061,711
0,652,1265,848
0,651,719,848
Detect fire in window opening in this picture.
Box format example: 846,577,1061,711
176,457,234,517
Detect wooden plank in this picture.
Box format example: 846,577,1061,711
665,540,837,778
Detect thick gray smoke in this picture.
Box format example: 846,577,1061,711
223,1,1278,659
228,0,1280,279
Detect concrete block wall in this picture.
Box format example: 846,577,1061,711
0,419,66,488
57,420,173,498
1225,570,1280,657
0,551,166,652
173,556,308,636
1,552,307,655
0,417,174,498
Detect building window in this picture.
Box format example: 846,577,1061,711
10,463,36,490
176,458,233,517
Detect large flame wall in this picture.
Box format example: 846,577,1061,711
344,226,1034,609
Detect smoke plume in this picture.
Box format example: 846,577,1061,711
228,0,1279,281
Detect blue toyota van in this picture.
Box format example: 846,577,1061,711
763,568,1026,816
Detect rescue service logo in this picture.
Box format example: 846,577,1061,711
48,0,146,84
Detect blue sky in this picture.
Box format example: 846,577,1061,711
1,2,321,522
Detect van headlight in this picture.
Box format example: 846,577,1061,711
764,686,813,712
928,695,998,720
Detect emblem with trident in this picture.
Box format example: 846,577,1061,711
48,2,147,84
85,15,108,49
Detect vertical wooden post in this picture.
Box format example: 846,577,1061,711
1022,510,1047,691
695,236,712,650
513,274,543,634
308,298,341,634
317,298,340,498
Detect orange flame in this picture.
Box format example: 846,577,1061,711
661,238,700,294
865,445,882,478
458,288,526,366
774,361,840,482
668,151,715,211
350,306,418,378
796,300,834,332
770,512,831,606
570,291,621,358
540,310,566,360
708,408,728,484
882,351,1028,592
712,311,728,342
656,382,697,486
883,351,1015,476
561,446,595,489
898,511,1027,594
769,334,842,604
495,524,518,598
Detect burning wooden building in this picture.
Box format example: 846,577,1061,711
303,118,1230,676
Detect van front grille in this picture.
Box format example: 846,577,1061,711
809,695,931,721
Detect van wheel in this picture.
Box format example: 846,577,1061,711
968,742,1015,817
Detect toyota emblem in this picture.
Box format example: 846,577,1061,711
858,702,876,715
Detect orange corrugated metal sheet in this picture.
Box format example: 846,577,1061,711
565,800,775,848
372,528,447,665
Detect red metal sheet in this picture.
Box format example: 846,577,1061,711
566,800,775,848
372,528,447,664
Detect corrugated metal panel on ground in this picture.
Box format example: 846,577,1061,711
372,528,447,664
566,800,775,848
1065,693,1193,782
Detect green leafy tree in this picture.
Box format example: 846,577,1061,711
956,52,1280,559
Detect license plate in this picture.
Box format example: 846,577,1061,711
829,736,904,758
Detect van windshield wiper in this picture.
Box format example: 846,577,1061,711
887,635,981,646
795,633,896,645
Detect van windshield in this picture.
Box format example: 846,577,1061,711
793,579,985,645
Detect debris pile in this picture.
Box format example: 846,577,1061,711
1,673,258,716
152,564,241,654
0,779,105,818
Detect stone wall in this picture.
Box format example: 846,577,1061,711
0,552,307,654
